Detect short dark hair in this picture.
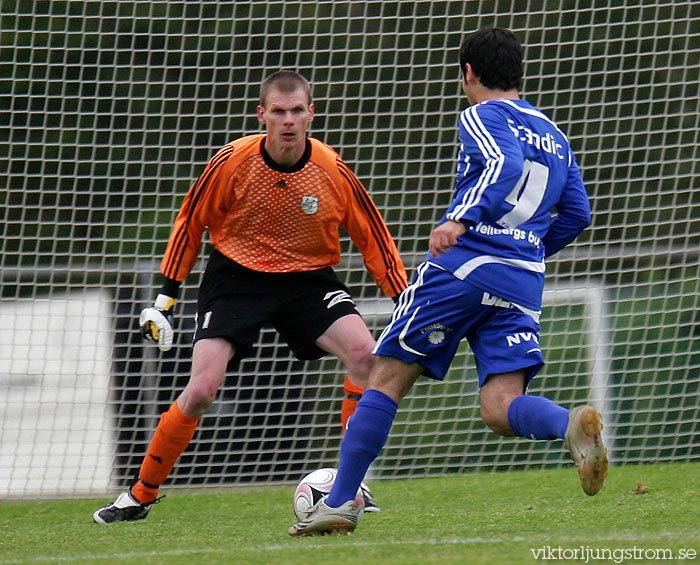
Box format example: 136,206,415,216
459,28,523,91
260,70,312,106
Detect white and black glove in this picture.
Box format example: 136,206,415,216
139,293,176,352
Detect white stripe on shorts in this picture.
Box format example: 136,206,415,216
373,261,431,354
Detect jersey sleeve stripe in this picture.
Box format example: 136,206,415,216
457,142,471,178
461,107,502,209
163,145,233,277
166,234,190,279
162,145,234,279
338,162,405,295
448,106,505,222
341,166,403,293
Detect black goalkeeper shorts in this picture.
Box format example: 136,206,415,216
193,249,361,364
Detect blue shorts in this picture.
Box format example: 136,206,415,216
373,262,545,387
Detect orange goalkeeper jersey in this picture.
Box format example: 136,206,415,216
161,134,407,298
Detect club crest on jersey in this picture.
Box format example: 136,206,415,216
301,195,319,215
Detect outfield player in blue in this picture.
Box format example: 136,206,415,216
290,27,608,536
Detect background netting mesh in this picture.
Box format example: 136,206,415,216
1,1,698,497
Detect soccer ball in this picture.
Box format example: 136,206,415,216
292,467,365,520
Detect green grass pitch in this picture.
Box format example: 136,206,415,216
1,463,697,564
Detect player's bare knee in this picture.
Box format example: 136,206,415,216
343,342,376,383
179,378,219,416
480,372,525,436
482,412,514,437
366,356,421,402
480,400,515,437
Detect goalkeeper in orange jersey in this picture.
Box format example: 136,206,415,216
93,70,407,524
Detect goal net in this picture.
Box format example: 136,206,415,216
1,1,699,497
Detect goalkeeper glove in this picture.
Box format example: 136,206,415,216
139,294,176,352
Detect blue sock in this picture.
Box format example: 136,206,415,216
325,389,398,508
507,395,569,440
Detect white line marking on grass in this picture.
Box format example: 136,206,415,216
0,533,690,563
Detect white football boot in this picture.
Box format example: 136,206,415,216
289,496,361,536
565,405,609,495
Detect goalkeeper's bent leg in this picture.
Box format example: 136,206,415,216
341,375,365,432
131,401,199,504
325,389,397,508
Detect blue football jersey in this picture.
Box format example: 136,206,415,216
429,98,591,311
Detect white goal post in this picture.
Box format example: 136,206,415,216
543,284,614,458
1,1,698,497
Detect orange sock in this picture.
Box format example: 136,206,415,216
131,400,199,504
341,376,365,433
